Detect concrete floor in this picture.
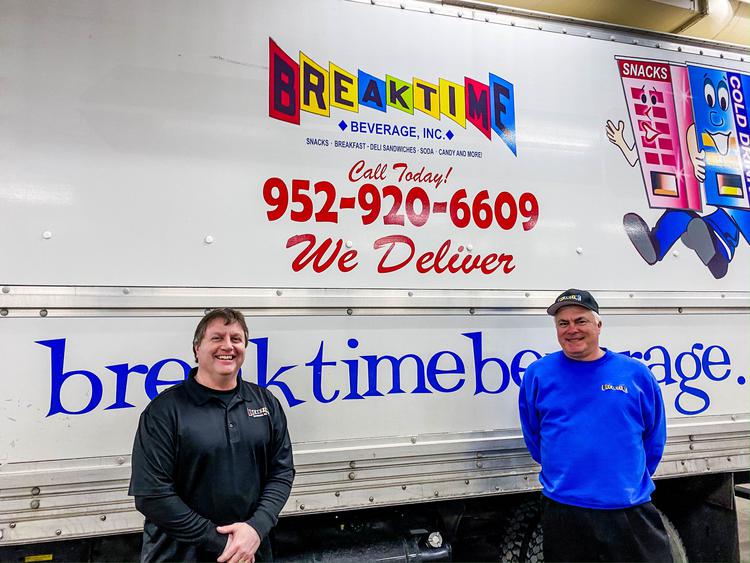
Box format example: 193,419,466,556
739,496,749,563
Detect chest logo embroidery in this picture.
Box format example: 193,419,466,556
601,384,628,394
247,406,270,417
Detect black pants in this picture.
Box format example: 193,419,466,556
541,497,673,563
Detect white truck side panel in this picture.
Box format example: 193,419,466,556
1,0,749,547
2,0,749,289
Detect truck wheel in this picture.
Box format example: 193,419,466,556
657,509,688,563
497,501,687,563
498,498,544,562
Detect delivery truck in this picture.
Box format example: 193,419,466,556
1,0,749,560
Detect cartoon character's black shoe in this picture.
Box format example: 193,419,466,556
681,217,729,279
623,213,658,265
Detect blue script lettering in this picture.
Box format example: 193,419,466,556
38,334,736,416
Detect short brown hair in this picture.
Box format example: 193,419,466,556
192,308,249,360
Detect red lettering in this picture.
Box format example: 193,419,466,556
375,237,515,275
286,234,359,273
348,160,388,182
374,235,415,273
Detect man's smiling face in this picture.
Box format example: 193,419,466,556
555,305,602,361
194,318,246,383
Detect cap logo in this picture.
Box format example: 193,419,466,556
557,294,582,303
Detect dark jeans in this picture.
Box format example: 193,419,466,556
541,496,673,563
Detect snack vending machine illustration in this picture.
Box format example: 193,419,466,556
617,57,702,211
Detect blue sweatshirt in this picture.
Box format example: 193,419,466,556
518,349,666,509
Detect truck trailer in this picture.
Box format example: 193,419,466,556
1,0,749,561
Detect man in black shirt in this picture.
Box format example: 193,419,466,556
129,308,294,563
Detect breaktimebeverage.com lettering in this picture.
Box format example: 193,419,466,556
37,334,745,418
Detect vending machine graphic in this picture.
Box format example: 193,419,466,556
687,64,750,210
616,57,701,211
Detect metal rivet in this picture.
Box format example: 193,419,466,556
465,480,470,485
345,240,353,248
562,28,567,34
402,484,407,490
9,522,16,528
495,485,500,491
39,309,48,317
410,437,417,444
31,487,40,496
276,289,282,296
629,293,634,298
408,291,414,297
349,461,356,468
681,460,686,465
434,490,439,497
525,292,530,297
576,247,583,255
42,231,53,239
299,504,305,510
117,457,125,465
346,308,353,315
1,309,8,317
678,46,682,52
348,472,355,480
204,235,214,244
672,250,679,257
689,444,695,450
655,43,661,48
699,50,704,55
2,286,9,293
369,496,374,502
476,461,483,468
335,491,340,497
466,244,473,252
633,39,638,44
122,287,130,295
100,515,107,521
30,500,40,509
678,307,683,313
55,529,62,536
719,53,724,58
610,35,615,41
469,308,475,315
721,293,725,298
538,25,542,30
586,32,591,37
510,21,515,26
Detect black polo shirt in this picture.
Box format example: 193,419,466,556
129,368,294,562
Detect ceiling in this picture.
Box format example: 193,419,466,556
449,0,750,47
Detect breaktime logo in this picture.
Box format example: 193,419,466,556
268,38,518,155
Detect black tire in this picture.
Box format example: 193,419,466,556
497,501,686,563
657,508,688,563
498,498,544,563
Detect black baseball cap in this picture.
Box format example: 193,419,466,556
547,288,599,316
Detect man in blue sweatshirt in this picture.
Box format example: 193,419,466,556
518,289,671,562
